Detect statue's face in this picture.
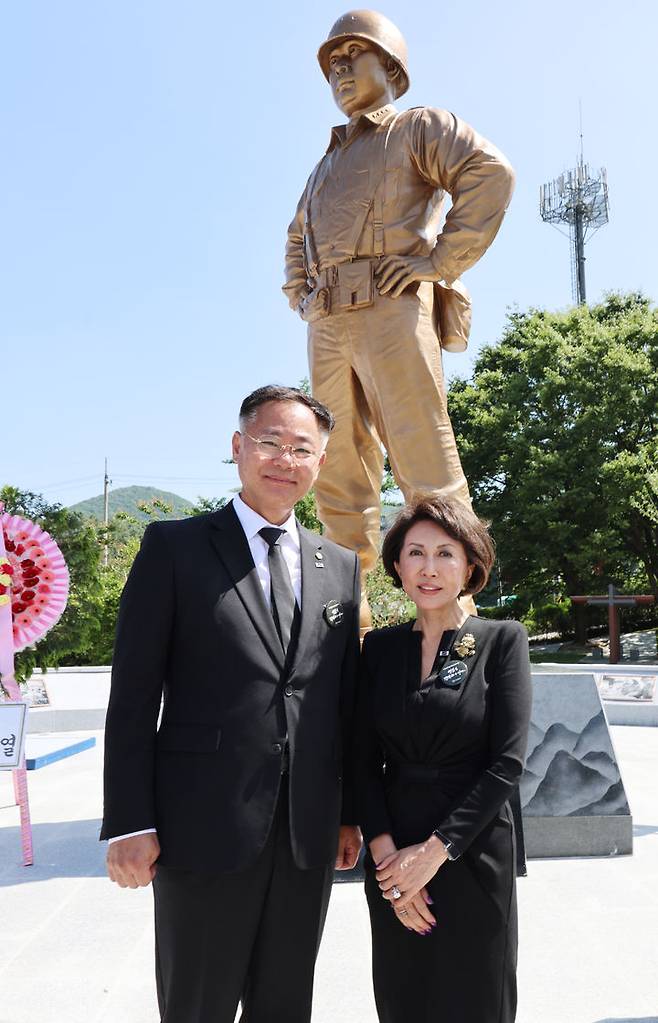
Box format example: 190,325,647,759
328,37,393,117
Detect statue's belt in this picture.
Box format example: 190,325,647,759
306,257,471,352
310,258,419,314
312,258,373,288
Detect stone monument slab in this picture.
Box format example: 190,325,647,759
522,672,632,857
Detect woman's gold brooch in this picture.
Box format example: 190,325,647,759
454,633,476,659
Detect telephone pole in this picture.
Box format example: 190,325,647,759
103,458,111,567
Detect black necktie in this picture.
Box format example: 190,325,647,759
258,527,296,653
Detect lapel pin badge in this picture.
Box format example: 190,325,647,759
314,550,325,568
323,599,344,627
438,661,468,688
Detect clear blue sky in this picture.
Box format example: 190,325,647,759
2,0,656,508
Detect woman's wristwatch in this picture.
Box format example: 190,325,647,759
431,829,460,861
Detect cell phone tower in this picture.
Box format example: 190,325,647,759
540,128,609,305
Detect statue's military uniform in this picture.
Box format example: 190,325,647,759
284,12,515,600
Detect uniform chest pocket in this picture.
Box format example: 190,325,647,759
381,164,403,203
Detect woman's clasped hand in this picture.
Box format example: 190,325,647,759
375,836,449,934
376,837,448,906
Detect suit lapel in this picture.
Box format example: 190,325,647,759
429,615,484,746
390,623,414,716
290,525,326,676
208,504,284,671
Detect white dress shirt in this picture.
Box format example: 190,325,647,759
231,493,302,607
107,494,302,845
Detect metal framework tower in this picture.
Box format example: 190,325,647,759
540,156,609,304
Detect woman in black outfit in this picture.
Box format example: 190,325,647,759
356,496,532,1023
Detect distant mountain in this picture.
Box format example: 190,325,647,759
69,486,193,521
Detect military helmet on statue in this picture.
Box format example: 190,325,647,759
317,10,410,100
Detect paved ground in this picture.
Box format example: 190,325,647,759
1,727,657,1023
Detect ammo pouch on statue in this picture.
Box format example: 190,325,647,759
299,287,330,323
433,279,472,353
336,259,374,311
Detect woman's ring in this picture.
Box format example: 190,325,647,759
399,908,408,916
391,885,402,900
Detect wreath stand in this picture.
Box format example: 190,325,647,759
0,502,69,865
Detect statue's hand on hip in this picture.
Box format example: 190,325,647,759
298,287,330,323
375,255,441,298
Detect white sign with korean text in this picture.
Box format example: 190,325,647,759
0,702,28,769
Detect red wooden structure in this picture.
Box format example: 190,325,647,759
571,584,655,663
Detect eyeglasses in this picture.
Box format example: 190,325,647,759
243,433,320,463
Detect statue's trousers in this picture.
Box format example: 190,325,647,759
308,281,470,577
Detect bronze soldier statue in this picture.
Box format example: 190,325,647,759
284,10,514,629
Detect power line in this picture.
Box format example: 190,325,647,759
40,474,101,489
40,472,237,489
111,473,235,483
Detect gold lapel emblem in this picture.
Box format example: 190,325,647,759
454,633,476,659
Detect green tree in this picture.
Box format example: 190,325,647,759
85,495,234,665
381,454,400,498
0,486,104,682
294,491,322,532
366,559,415,628
79,512,142,666
448,293,658,639
82,567,126,666
186,496,227,516
83,497,203,666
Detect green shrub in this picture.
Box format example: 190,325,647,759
366,561,415,628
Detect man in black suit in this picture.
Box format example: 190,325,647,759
102,384,362,1023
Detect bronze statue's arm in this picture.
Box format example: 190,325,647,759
413,107,515,285
283,185,312,312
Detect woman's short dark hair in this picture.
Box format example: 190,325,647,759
239,385,335,436
382,495,495,596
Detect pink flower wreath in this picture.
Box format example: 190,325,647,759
0,513,69,652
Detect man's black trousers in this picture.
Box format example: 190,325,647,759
152,781,334,1023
